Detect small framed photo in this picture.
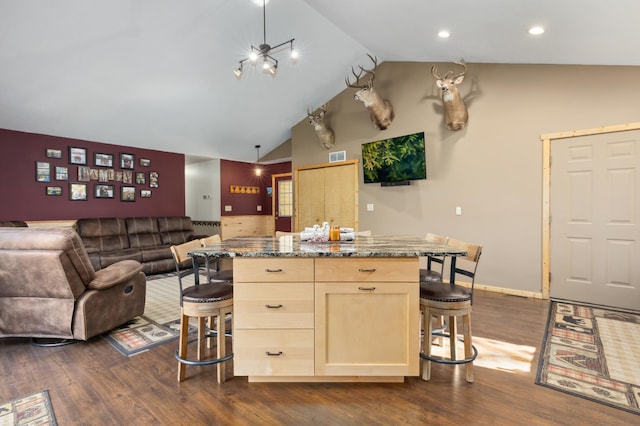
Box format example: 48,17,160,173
140,189,152,198
94,153,114,167
78,166,91,182
46,186,62,196
122,170,133,184
69,147,87,165
46,148,62,159
95,184,115,199
149,171,159,188
121,185,136,202
36,161,51,182
120,153,135,169
55,166,68,180
139,158,151,167
135,172,146,184
69,183,88,201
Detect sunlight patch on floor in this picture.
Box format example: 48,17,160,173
429,335,536,373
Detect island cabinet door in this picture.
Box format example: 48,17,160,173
314,258,420,377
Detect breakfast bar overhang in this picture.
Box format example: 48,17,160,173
189,235,467,383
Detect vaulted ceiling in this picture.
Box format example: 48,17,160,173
1,0,638,163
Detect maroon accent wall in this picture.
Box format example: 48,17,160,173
220,159,291,216
0,128,185,221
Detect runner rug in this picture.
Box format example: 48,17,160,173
102,273,192,356
0,390,58,425
536,301,640,415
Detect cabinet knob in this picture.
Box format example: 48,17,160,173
265,351,283,356
358,286,377,291
358,268,376,273
265,268,283,273
265,304,284,309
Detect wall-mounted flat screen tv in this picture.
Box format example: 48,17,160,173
361,131,426,185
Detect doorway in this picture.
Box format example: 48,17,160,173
542,123,640,310
272,173,292,233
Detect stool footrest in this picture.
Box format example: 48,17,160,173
420,332,478,365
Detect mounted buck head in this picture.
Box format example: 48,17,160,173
307,104,335,150
431,59,469,131
345,54,394,130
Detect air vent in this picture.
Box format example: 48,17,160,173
329,150,346,163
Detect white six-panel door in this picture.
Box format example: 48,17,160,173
550,131,640,310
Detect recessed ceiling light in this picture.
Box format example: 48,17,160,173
529,26,545,35
438,30,450,38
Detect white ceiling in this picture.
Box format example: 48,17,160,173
1,0,639,163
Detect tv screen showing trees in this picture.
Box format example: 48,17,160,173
361,131,426,184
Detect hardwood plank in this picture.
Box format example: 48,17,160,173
1,290,637,425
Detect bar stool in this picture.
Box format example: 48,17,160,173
170,239,233,383
419,233,448,283
420,238,482,383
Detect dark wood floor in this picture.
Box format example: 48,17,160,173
1,290,636,425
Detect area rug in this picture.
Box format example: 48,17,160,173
536,301,640,415
102,315,186,357
102,273,193,356
0,390,58,425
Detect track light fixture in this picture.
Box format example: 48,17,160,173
235,0,297,79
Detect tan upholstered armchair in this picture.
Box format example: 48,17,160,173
0,227,146,341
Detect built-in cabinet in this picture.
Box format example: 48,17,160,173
294,160,358,231
233,256,419,382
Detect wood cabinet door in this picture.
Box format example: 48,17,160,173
314,281,420,376
294,160,358,231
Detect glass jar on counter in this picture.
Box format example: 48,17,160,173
329,225,341,241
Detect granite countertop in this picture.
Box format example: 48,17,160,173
189,235,467,258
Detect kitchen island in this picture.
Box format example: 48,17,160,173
189,235,467,383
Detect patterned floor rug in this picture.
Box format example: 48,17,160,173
536,301,640,415
0,390,58,425
102,273,193,356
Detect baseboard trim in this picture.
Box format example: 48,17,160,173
454,280,544,300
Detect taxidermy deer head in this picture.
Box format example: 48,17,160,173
307,104,335,150
431,59,469,131
345,54,395,130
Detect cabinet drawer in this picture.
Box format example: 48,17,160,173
234,258,314,282
234,282,314,329
233,329,314,376
315,257,417,282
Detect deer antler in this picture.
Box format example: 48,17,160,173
431,65,443,80
452,59,467,80
346,54,379,88
345,67,367,89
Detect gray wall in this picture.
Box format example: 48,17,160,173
290,61,640,295
186,158,221,221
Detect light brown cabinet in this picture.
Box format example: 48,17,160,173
233,256,419,382
294,160,358,231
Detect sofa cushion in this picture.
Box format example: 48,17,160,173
99,248,142,268
157,216,195,245
77,218,130,252
140,245,172,262
126,217,163,249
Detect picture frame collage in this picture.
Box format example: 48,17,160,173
38,146,158,201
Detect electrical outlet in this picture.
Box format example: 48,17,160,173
257,205,262,211
455,206,462,215
225,205,232,212
367,203,374,212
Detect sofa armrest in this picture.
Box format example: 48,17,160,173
87,260,143,290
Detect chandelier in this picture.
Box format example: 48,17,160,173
234,0,298,79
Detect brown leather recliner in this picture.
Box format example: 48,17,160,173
0,227,146,341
